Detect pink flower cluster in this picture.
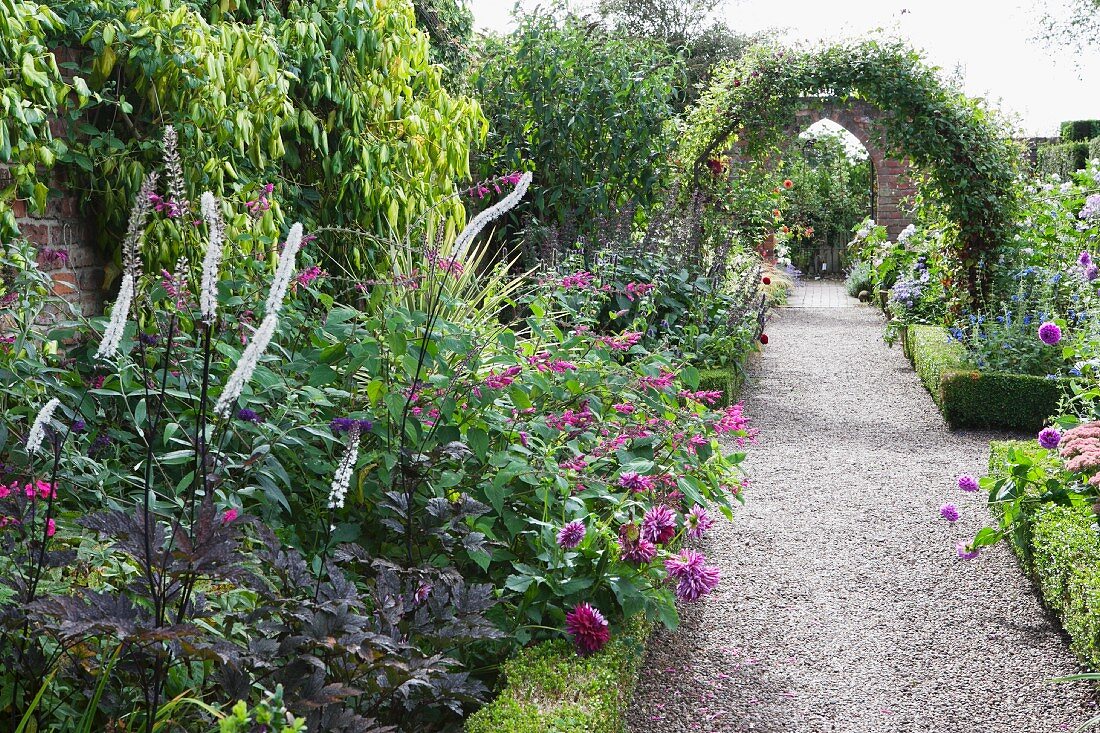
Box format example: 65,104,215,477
464,171,525,200
426,250,464,277
527,351,577,373
624,282,656,301
296,265,324,287
641,505,677,544
1059,421,1100,486
561,271,595,289
618,522,657,565
149,193,184,218
712,403,755,444
483,365,523,390
596,332,642,351
619,471,656,493
638,370,677,391
547,402,595,431
0,480,57,501
679,389,724,406
245,183,274,215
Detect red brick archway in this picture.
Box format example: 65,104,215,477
785,98,915,240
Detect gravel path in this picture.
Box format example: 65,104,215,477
628,283,1097,733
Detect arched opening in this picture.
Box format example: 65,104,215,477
779,118,873,278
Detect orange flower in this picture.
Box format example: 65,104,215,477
783,179,793,189
805,226,815,236
781,225,790,234
772,209,782,219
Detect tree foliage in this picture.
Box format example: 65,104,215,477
7,0,486,275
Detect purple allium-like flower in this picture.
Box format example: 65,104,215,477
641,504,677,545
557,520,586,549
138,332,159,346
1038,427,1062,450
684,505,714,539
1087,264,1099,282
618,523,657,565
565,602,610,656
957,475,979,493
71,419,86,433
664,549,721,601
1080,251,1093,268
956,541,980,561
88,433,112,457
939,503,960,522
237,408,262,423
1038,321,1062,345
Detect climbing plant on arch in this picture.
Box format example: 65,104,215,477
680,39,1022,298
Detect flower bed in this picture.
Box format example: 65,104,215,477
987,441,1100,669
903,325,1070,431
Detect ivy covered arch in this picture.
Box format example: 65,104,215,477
681,39,1021,294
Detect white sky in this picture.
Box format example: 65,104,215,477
467,0,1100,135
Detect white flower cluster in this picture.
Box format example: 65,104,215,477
199,192,225,322
95,273,134,360
897,223,917,244
26,397,61,454
451,171,533,259
328,423,361,510
213,223,304,417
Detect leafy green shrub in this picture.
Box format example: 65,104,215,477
465,617,651,733
844,260,873,298
474,12,680,234
1091,136,1100,163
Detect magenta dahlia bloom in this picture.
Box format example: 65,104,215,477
565,602,610,655
1038,427,1062,450
1038,321,1062,345
665,549,721,602
939,503,960,522
557,520,586,549
684,505,715,539
956,541,980,561
554,517,589,545
618,523,657,565
641,505,677,545
618,471,655,493
957,475,979,493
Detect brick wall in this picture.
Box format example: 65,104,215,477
788,99,916,241
2,45,106,315
5,172,105,315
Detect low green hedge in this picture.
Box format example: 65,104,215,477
988,441,1100,669
697,365,744,407
905,325,1068,431
1091,136,1100,165
905,325,971,407
465,617,651,733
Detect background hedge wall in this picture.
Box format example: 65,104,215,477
1037,141,1093,178
1060,120,1100,142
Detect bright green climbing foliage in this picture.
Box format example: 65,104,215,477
681,40,1021,296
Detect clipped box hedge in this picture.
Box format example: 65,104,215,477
465,617,651,733
988,442,1100,669
697,364,745,407
904,325,1069,431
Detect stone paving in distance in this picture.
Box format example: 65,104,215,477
628,281,1096,733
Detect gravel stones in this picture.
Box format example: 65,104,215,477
627,288,1096,732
